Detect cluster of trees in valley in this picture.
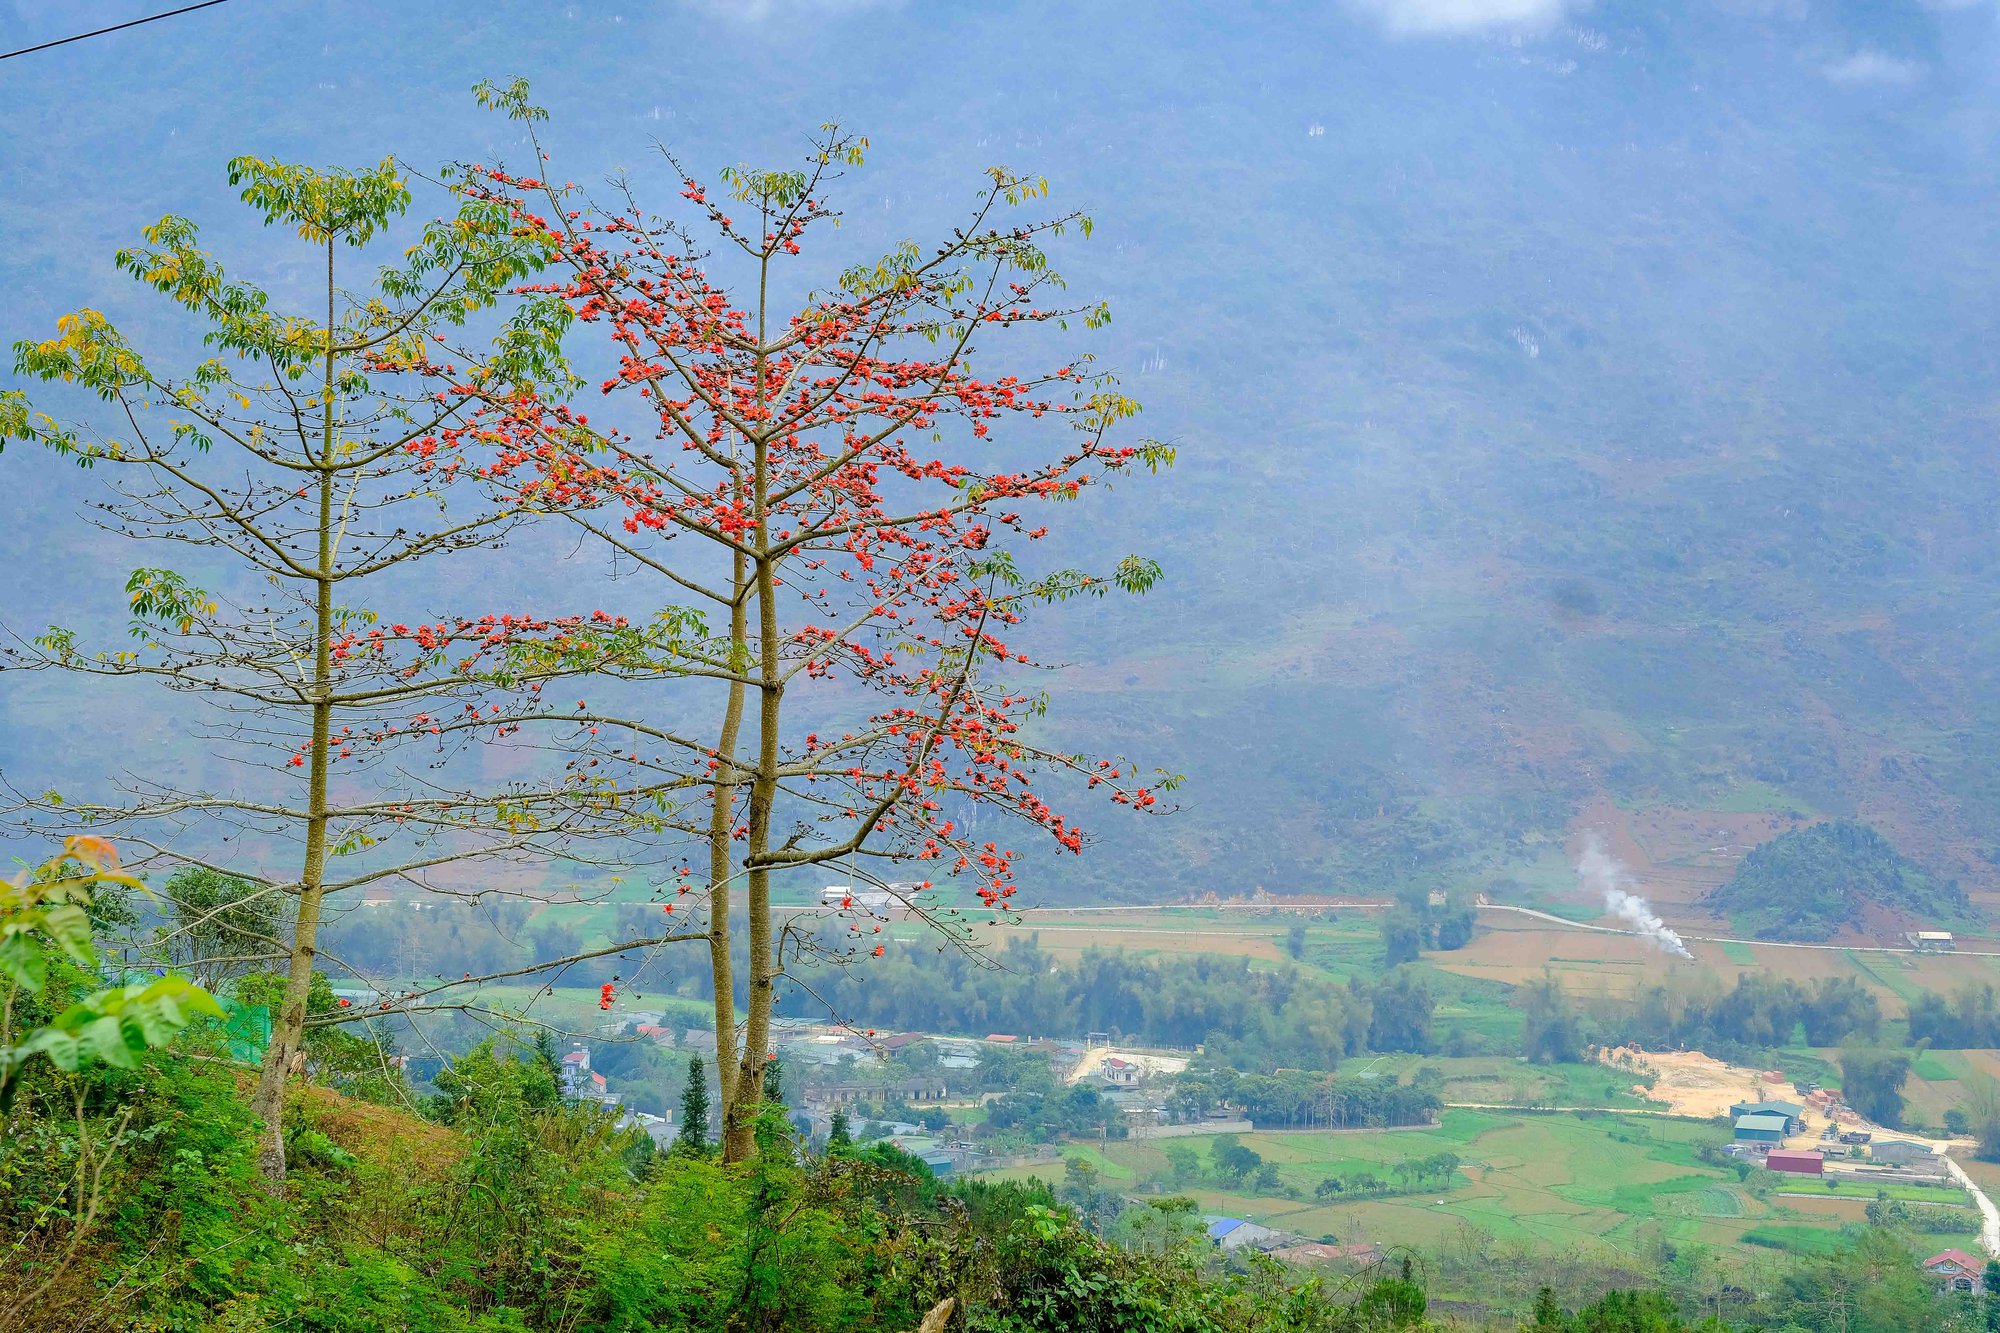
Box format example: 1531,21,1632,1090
1605,973,1883,1055
1165,1065,1444,1130
781,937,1440,1069
1908,985,2000,1049
1516,971,1884,1067
1381,890,1480,964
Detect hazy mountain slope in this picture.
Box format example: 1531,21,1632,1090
5,0,2000,905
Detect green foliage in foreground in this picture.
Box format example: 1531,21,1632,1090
1709,820,1963,942
1,1004,1457,1332
0,837,1969,1332
0,838,220,1098
0,922,1963,1333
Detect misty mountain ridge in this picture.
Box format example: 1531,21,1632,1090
4,0,2000,915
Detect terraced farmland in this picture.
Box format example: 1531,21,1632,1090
975,1109,1944,1255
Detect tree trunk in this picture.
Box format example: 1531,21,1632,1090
723,474,781,1161
248,239,339,1191
722,273,777,1164
708,546,749,1155
726,544,780,1161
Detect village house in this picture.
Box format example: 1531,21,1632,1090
936,1039,982,1070
672,1029,718,1054
1923,1249,1987,1295
1098,1056,1142,1085
616,1108,673,1145
808,1078,952,1107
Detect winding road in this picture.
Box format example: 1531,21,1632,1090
1941,1153,2000,1256
1011,899,2000,959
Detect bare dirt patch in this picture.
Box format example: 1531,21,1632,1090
1783,1195,1869,1222
1062,1046,1191,1086
1599,1046,1773,1119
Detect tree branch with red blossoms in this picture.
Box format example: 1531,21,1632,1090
389,84,1182,1157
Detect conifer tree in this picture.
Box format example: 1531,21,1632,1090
675,1053,710,1153
532,1028,560,1079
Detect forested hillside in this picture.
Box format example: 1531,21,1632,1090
1710,820,1968,941
6,6,2000,912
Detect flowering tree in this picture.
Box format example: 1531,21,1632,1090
1,156,699,1187
430,85,1175,1158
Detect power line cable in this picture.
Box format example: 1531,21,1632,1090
1,0,236,62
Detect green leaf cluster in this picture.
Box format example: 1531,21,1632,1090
1,841,223,1102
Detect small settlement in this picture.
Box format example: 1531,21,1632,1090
1724,1085,1950,1182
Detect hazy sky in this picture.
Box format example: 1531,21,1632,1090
8,0,2000,895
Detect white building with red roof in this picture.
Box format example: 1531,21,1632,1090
1923,1249,1987,1295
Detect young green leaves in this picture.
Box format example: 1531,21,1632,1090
0,837,223,1103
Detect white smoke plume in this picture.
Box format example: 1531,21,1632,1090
1577,833,1693,959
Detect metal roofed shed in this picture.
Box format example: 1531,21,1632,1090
1204,1217,1285,1252
1729,1100,1805,1130
1766,1149,1824,1175
1734,1112,1790,1143
1870,1139,1936,1166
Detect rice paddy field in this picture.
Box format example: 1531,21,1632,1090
976,1109,1987,1259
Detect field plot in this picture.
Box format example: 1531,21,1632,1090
929,893,2000,1024
1440,1058,1658,1110
1438,916,2000,1023
463,984,713,1034
1426,980,1527,1051
977,1110,1874,1254
1434,924,1678,995
982,911,1411,982
987,912,1296,965
1913,1050,1962,1082
1776,1196,1868,1226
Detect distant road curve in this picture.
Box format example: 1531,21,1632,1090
1003,900,2000,959
1942,1153,2000,1256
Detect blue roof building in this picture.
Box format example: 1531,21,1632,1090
1204,1216,1284,1251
